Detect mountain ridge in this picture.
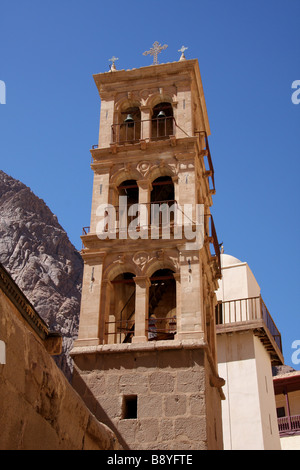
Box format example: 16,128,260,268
0,170,83,379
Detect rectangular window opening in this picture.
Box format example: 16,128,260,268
123,395,138,420
276,406,285,418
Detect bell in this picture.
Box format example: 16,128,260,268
157,110,166,118
124,114,134,127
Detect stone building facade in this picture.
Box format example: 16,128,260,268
0,262,118,450
71,57,225,450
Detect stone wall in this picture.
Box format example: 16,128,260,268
0,278,118,450
71,341,224,450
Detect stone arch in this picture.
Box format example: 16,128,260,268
102,263,138,344
114,95,141,115
145,92,174,110
148,163,176,184
144,256,178,279
103,260,138,282
110,167,142,187
147,264,177,341
145,94,175,140
114,95,142,143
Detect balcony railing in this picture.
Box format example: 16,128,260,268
278,414,300,435
111,116,175,144
105,316,177,344
207,214,221,278
82,226,90,236
216,296,282,353
195,131,215,194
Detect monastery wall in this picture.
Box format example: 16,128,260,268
0,268,118,450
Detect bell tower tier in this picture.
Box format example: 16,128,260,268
71,58,225,450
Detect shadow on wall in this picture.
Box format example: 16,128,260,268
72,366,130,450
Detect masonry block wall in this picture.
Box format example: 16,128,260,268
72,341,223,450
0,272,118,450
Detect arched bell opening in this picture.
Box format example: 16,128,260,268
151,102,174,140
107,272,136,344
119,106,141,143
147,269,176,341
150,176,175,228
117,180,139,232
151,176,174,203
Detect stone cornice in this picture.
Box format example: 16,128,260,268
93,59,198,93
90,136,198,163
71,338,207,355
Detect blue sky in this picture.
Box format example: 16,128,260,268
0,0,299,368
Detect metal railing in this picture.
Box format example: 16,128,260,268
207,214,221,278
147,316,177,341
111,116,175,144
195,130,215,193
105,316,177,344
278,414,300,435
105,318,135,343
216,296,282,352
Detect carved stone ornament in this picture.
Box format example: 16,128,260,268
137,161,151,177
132,252,151,271
140,89,150,101
113,254,126,264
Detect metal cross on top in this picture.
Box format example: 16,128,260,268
178,45,188,60
109,56,119,71
143,41,168,65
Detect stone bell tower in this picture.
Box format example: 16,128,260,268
71,48,225,450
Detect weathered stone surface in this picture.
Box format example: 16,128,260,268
0,170,83,379
149,371,175,393
0,280,118,450
164,394,187,417
72,346,224,450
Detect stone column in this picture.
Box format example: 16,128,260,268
176,248,204,341
75,252,106,347
108,182,119,206
90,166,112,234
173,272,181,341
98,93,114,148
140,106,151,141
176,83,192,137
175,155,198,227
99,279,113,345
132,276,150,343
137,180,152,236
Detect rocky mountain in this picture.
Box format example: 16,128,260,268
0,170,83,380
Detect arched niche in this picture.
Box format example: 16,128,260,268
117,179,139,232
151,102,174,140
150,176,175,228
118,105,141,143
108,271,136,344
148,268,176,341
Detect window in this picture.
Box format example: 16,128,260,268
123,395,138,419
276,407,285,418
151,102,174,139
119,107,141,143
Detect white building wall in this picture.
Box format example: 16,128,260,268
280,435,300,450
253,336,281,450
216,253,281,450
218,331,264,449
217,254,261,303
